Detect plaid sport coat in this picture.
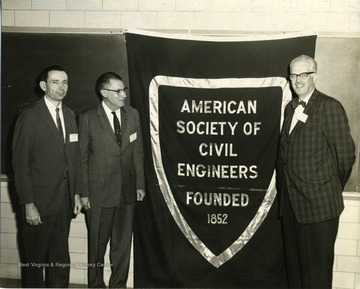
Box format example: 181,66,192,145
277,89,355,224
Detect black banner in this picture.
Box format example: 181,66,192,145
126,31,316,288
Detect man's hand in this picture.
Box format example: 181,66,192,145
25,203,42,225
73,194,82,215
137,189,146,202
81,197,91,210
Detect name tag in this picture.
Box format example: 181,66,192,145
294,110,308,123
130,132,137,143
69,133,78,142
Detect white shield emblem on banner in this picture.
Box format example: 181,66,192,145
149,76,291,268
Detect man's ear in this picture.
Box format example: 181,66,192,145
313,73,318,84
39,81,47,92
100,89,107,99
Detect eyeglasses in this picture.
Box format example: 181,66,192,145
103,87,128,94
289,72,315,81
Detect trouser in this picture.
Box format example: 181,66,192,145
22,192,73,288
86,202,134,288
281,187,339,289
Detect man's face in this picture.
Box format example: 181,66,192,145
41,70,68,102
102,79,127,111
289,60,317,99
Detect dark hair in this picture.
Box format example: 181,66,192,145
95,72,123,96
40,65,67,82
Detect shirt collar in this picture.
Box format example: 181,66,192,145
299,88,315,105
44,95,62,110
102,101,120,114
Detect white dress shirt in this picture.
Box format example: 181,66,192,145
289,90,314,134
44,96,66,141
102,101,121,132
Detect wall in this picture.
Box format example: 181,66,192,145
1,0,360,34
1,1,360,289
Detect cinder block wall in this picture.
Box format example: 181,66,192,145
1,1,360,288
1,0,359,33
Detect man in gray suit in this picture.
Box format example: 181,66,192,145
78,72,145,288
12,65,82,287
277,55,355,288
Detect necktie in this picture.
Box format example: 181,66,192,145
112,111,122,146
291,100,306,109
289,100,306,134
55,107,64,142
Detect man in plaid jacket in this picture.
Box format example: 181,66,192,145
277,55,355,289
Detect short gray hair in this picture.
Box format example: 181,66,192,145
290,55,317,72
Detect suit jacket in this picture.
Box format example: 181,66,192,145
78,103,145,207
277,89,355,224
12,97,79,217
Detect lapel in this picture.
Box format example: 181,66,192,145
63,107,69,142
283,100,296,136
121,106,128,135
97,104,130,150
97,103,119,144
119,106,129,152
63,105,76,143
37,98,65,149
302,89,318,115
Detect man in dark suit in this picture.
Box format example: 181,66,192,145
12,65,82,288
277,55,356,288
78,72,145,288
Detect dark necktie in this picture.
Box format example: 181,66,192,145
291,100,306,109
112,111,122,146
55,107,64,142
